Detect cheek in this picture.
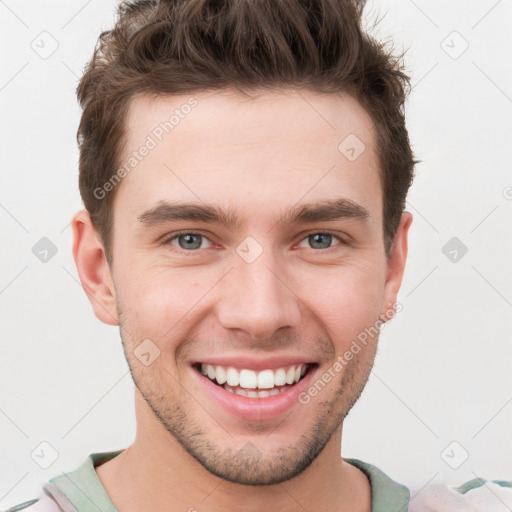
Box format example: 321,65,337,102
301,265,385,348
119,261,197,304
115,247,387,351
116,266,209,345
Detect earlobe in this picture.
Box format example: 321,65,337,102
71,210,119,326
382,211,413,321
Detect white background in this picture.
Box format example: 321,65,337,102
1,0,511,508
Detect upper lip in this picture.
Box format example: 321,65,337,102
192,356,317,372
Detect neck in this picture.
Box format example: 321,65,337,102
96,392,371,512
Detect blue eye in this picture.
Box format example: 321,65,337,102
298,232,344,250
309,233,332,249
168,233,212,250
163,230,345,253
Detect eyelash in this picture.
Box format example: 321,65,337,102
161,230,347,253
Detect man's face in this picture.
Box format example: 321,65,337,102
83,89,410,485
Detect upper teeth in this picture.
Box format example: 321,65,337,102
200,363,307,389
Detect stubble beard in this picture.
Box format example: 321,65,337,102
119,324,377,486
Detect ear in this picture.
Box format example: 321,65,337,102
381,211,413,321
71,210,119,326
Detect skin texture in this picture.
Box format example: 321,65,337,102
72,88,412,512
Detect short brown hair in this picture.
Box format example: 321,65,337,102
77,0,415,264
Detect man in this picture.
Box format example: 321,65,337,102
8,0,417,510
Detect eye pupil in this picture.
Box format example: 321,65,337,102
172,232,339,252
179,234,202,250
309,233,331,249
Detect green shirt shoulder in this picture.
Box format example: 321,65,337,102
5,450,410,512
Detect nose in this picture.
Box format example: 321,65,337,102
215,248,302,341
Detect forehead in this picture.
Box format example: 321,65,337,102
115,88,381,225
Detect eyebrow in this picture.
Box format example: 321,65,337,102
137,198,369,229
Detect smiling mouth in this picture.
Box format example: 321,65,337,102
194,362,316,398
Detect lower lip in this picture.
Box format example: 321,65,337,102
193,366,317,421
